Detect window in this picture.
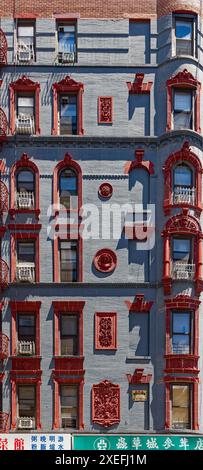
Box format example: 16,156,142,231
173,90,193,130
172,238,191,262
59,240,78,282
16,169,35,209
60,314,79,356
57,23,76,63
59,168,77,209
16,21,35,62
16,240,36,282
175,18,194,56
18,385,36,420
59,95,77,135
171,384,191,429
60,385,78,429
172,312,191,354
17,314,36,356
16,95,35,134
173,164,194,205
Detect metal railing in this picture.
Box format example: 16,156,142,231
173,187,196,205
16,191,35,209
15,114,35,135
16,264,35,283
172,262,195,280
0,333,9,359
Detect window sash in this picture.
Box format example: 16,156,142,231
171,385,191,428
18,314,36,340
59,241,78,282
60,314,79,356
18,385,36,418
60,385,78,428
174,165,192,187
17,242,35,264
172,238,191,261
172,312,192,354
59,95,77,135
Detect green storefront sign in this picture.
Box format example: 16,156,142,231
73,435,203,451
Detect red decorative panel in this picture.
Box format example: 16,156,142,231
98,97,113,124
0,413,9,432
0,180,8,214
0,259,9,288
0,333,9,360
164,355,199,374
9,76,40,135
163,142,202,216
125,294,153,313
52,76,84,136
127,74,153,94
95,312,117,350
0,108,8,141
166,69,201,133
124,149,154,175
98,182,113,199
54,357,84,375
92,380,120,427
94,249,117,273
11,357,41,372
127,369,152,384
0,29,7,65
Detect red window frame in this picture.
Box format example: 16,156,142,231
9,75,40,135
10,231,40,283
52,375,84,430
163,142,202,215
9,153,40,219
162,211,203,295
10,376,41,431
165,376,199,431
166,69,201,133
53,301,84,357
52,76,84,136
10,301,41,356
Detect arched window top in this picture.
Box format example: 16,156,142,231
53,153,82,213
16,168,35,192
174,164,193,187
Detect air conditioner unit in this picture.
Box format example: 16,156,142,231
18,417,35,430
58,52,75,63
18,341,35,356
18,49,31,62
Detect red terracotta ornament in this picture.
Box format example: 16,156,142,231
94,249,117,273
92,380,120,427
98,183,113,199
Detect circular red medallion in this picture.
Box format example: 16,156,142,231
98,183,113,199
94,249,117,273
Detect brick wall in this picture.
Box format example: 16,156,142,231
157,0,200,17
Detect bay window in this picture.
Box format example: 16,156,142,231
60,314,79,356
59,240,78,282
172,312,191,354
173,89,193,130
57,24,76,63
175,18,195,56
171,384,191,429
60,385,78,429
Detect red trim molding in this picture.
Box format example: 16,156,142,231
95,312,117,350
9,76,40,135
124,149,154,174
166,69,201,133
10,232,40,283
52,375,84,430
125,294,153,312
127,74,153,94
52,76,84,136
10,301,41,356
163,142,203,215
127,368,152,384
53,301,85,357
98,97,113,124
165,378,199,431
93,249,117,273
9,153,40,219
162,210,203,295
10,376,42,431
92,380,120,427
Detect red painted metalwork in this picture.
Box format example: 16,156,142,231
92,380,120,427
0,29,7,65
0,108,8,142
0,412,9,432
0,333,9,360
0,180,8,214
0,259,9,288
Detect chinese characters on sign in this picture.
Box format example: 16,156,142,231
0,434,71,451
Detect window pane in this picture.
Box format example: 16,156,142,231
174,165,192,186
176,21,192,40
173,385,189,407
18,26,34,37
60,95,77,135
18,97,34,108
19,315,35,327
17,170,34,183
172,335,190,354
173,313,190,333
174,91,192,112
61,315,78,335
18,386,35,399
17,242,35,263
173,239,190,253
